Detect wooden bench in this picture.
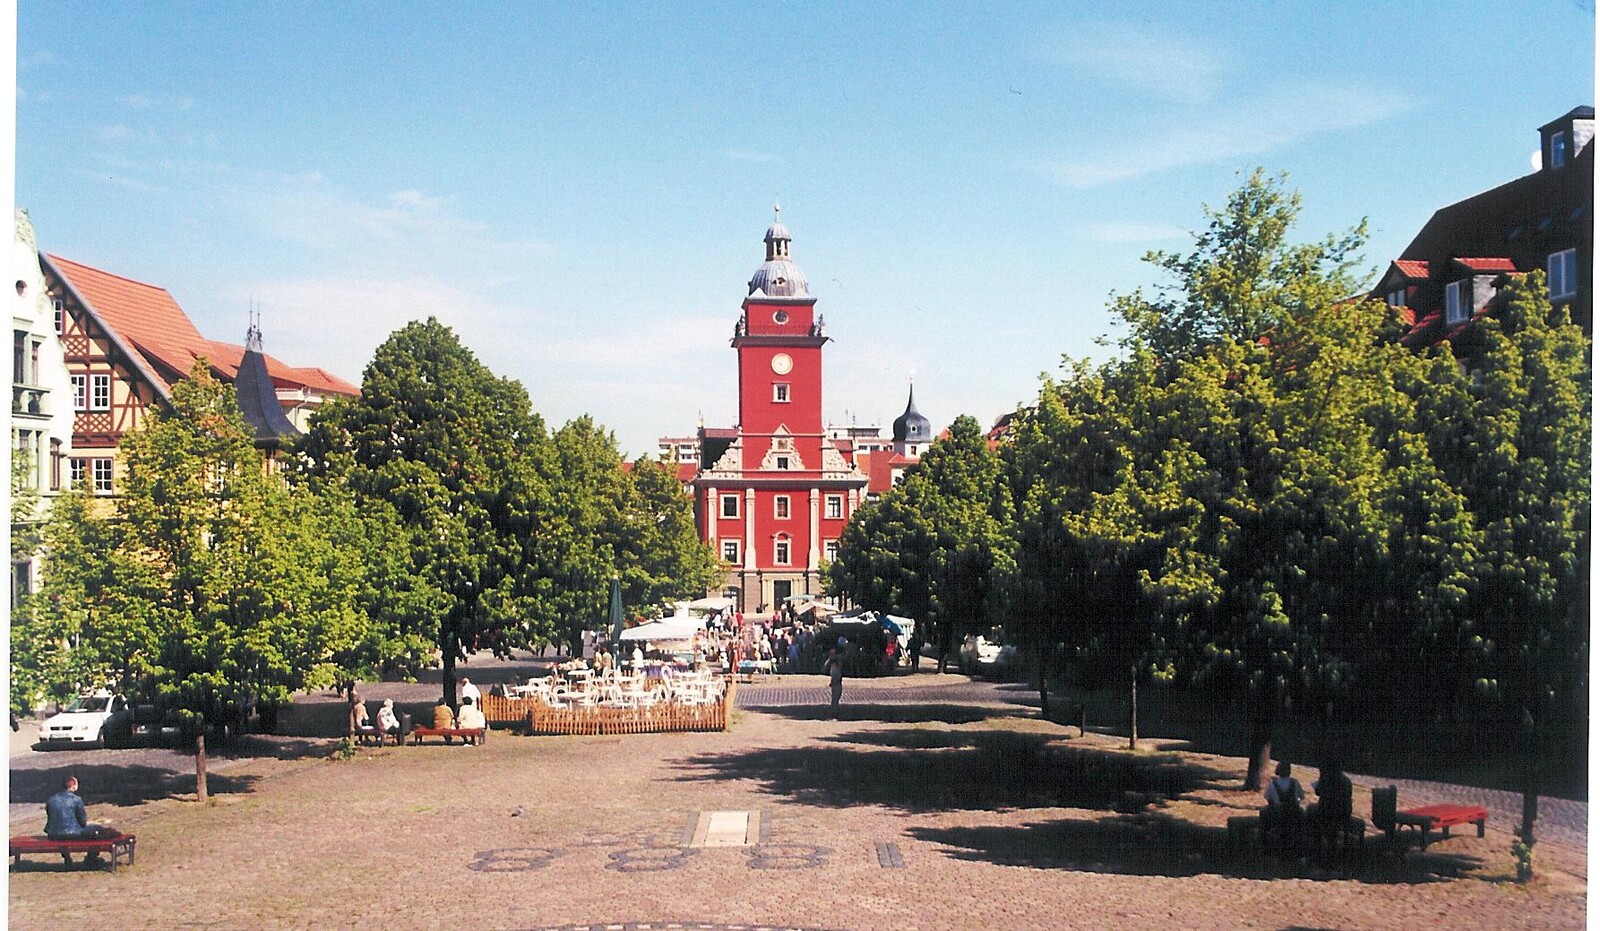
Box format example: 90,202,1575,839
1399,803,1488,849
409,726,486,746
10,832,136,872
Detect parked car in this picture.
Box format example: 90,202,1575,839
36,692,125,748
959,634,1021,678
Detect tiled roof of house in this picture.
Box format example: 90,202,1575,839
1453,257,1519,273
49,255,209,391
1394,260,1431,278
48,254,359,398
855,449,918,496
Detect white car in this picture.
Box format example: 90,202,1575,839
960,635,1021,677
37,692,125,748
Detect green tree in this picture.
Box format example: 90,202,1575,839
18,361,374,799
832,415,1013,672
295,319,556,706
1430,272,1590,854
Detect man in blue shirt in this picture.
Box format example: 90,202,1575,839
45,775,108,865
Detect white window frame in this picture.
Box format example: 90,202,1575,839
1386,288,1407,308
91,458,113,494
1548,249,1578,300
774,495,790,519
773,383,790,403
775,455,790,470
69,458,86,488
824,539,839,563
1445,280,1469,325
90,373,111,411
825,495,843,520
774,537,791,566
70,374,86,411
721,540,740,563
53,299,64,334
720,494,739,519
1551,131,1569,169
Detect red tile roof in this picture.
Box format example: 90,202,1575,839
49,254,358,398
49,255,208,391
1393,260,1430,278
1453,256,1519,273
202,341,359,396
855,450,918,496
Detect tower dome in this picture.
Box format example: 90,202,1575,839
892,382,932,445
747,205,810,297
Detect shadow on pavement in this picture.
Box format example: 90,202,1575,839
746,703,1014,725
911,814,1486,884
11,763,260,809
679,728,1233,812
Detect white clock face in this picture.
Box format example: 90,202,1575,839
771,353,793,375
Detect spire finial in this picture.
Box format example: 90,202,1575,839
245,300,263,353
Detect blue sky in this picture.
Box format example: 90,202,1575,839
17,2,1595,456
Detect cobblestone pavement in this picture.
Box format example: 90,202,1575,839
10,665,1586,931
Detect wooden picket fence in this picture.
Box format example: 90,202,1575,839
480,679,737,736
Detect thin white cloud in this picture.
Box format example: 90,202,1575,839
1083,221,1189,244
1035,82,1414,189
1046,21,1231,103
122,94,152,109
21,50,59,70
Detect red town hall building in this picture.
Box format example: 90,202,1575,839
692,215,869,613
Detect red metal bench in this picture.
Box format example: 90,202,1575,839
1399,804,1488,849
409,726,486,745
10,832,136,872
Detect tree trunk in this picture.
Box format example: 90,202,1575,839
1519,708,1540,851
441,641,458,708
195,732,208,803
1128,664,1139,751
1036,643,1050,719
1243,689,1275,790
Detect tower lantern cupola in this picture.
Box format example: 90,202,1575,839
748,204,809,297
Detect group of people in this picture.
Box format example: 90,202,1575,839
1260,759,1354,859
347,677,487,742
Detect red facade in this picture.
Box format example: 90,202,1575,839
692,216,868,613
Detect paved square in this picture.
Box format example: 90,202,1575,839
8,677,1587,930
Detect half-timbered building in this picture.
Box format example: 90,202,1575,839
42,254,359,492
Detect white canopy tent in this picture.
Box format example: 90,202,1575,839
618,615,703,642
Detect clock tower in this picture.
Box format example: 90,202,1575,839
693,210,868,613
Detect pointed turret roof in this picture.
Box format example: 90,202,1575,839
892,381,931,444
233,319,300,447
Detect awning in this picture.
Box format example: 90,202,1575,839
618,617,702,642
687,596,736,612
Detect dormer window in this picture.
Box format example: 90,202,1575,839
1445,280,1469,324
1548,249,1578,300
1386,288,1407,308
1550,131,1570,169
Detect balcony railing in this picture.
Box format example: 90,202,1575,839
12,384,49,417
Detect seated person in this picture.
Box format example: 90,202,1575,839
349,693,370,734
1308,759,1354,847
376,698,400,738
456,697,486,742
1261,760,1305,856
431,699,456,730
45,775,113,865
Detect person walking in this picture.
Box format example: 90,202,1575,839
827,643,845,718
